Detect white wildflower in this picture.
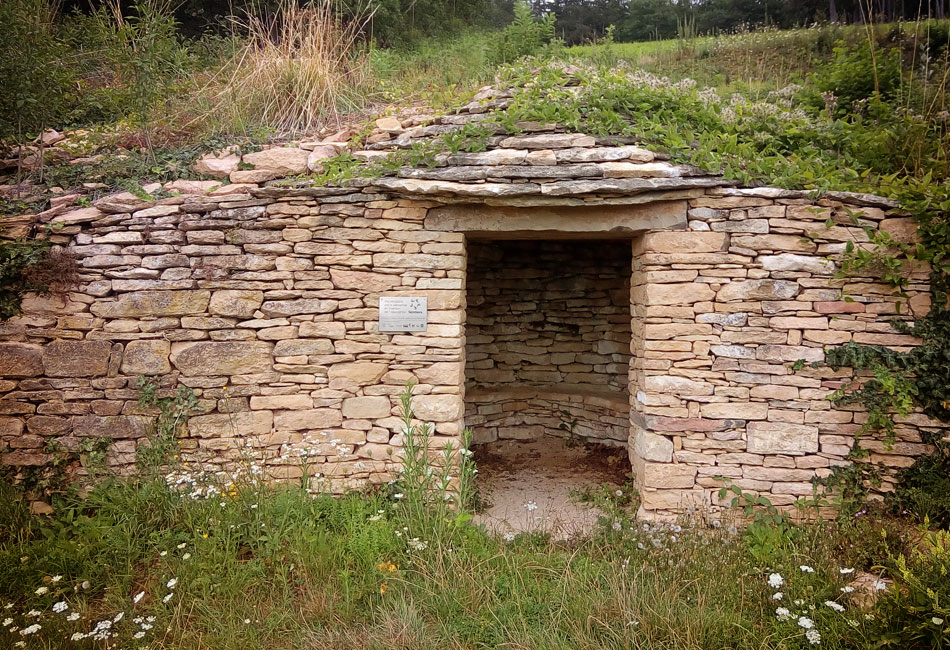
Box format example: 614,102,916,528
872,580,886,591
767,573,784,589
503,532,515,542
70,632,86,641
182,553,191,560
800,565,815,573
81,581,90,590
52,601,68,613
934,617,945,625
524,501,538,512
775,607,790,621
805,628,821,645
244,619,251,624
134,591,145,603
176,543,186,549
34,586,48,596
798,616,815,629
20,623,41,635
113,612,124,622
133,631,146,639
840,586,855,593
26,610,40,617
166,578,177,589
825,601,845,612
839,568,855,574
66,612,79,621
50,575,62,583
162,593,174,604
772,592,783,600
2,618,12,626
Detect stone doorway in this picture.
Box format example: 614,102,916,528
464,238,634,537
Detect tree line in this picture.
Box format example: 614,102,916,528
59,0,950,47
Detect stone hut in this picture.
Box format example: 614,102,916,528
0,86,943,517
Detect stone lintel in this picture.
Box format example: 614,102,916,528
426,201,687,237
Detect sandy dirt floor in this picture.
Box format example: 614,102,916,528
472,437,630,541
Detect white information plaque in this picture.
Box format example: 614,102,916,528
378,297,427,332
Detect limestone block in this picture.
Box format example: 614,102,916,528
638,488,707,511
413,394,463,422
701,402,768,420
330,269,401,292
242,147,309,175
72,415,150,438
194,151,241,178
644,282,715,305
328,362,388,385
631,423,673,462
634,460,698,489
170,341,273,376
643,375,713,396
249,394,313,410
415,362,463,386
342,397,392,419
273,339,334,356
716,279,799,302
760,254,835,275
91,290,211,318
274,408,344,430
0,343,44,377
747,421,819,454
643,231,727,253
43,340,112,377
260,299,337,317
732,234,817,252
209,290,264,318
121,340,171,375
189,411,273,438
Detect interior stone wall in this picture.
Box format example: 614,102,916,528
464,240,632,444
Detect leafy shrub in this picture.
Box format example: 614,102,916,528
810,41,902,115
890,433,950,527
872,529,950,648
0,0,77,140
488,2,557,67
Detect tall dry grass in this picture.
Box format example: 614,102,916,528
192,0,374,137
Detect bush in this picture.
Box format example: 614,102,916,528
890,434,950,527
0,0,77,141
0,241,78,320
873,529,950,648
810,41,902,115
488,2,558,67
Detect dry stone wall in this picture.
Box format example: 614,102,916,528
0,187,468,492
629,187,942,514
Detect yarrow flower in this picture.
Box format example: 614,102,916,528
772,592,783,600
825,601,845,612
775,607,790,621
798,616,815,629
800,565,815,573
872,580,887,591
767,573,784,589
34,586,48,596
524,501,538,512
806,628,821,645
134,591,144,604
66,612,80,621
20,623,41,636
52,601,68,613
839,568,855,574
166,578,177,589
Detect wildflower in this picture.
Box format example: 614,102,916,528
839,568,855,574
408,538,428,551
34,586,48,596
81,581,90,590
825,601,845,612
503,532,515,542
134,591,145,604
368,514,382,522
166,578,177,589
70,632,86,641
379,582,388,595
376,562,398,573
767,573,784,589
772,592,783,600
20,623,41,635
182,553,192,560
872,580,886,591
614,490,623,497
2,618,12,626
244,619,251,624
66,612,79,621
51,575,62,583
53,601,68,613
934,617,945,625
177,543,186,549
805,628,821,645
134,631,146,639
393,493,404,500
163,593,174,604
840,586,855,593
775,607,790,621
26,610,40,617
798,616,815,629
800,565,815,573
160,551,168,557
113,612,124,622
524,501,538,512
